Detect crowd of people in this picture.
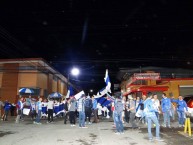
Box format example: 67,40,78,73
13,95,100,127
0,92,189,142
112,92,189,142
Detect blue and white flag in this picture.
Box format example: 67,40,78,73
104,69,111,93
65,90,70,99
106,93,115,101
74,90,85,100
94,87,107,99
99,87,107,96
94,91,105,99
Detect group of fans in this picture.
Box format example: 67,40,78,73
13,94,100,127
0,91,189,142
113,92,189,142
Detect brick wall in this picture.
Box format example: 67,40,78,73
47,74,53,94
1,63,19,103
18,71,37,88
37,73,48,96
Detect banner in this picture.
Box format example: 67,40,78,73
23,108,30,115
74,90,85,100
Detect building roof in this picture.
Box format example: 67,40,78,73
0,58,67,83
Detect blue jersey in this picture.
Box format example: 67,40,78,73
143,98,156,117
171,99,188,112
4,102,11,111
161,98,171,113
92,99,97,110
36,101,42,111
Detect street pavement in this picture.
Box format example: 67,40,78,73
0,116,193,145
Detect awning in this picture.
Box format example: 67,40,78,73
123,85,169,96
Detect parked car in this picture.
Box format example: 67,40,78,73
183,95,193,123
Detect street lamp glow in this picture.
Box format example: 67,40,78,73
71,68,80,76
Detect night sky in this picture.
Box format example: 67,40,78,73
0,0,193,93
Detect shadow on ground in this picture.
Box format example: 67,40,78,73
0,131,15,137
139,127,193,145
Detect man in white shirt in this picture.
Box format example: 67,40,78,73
47,98,54,123
152,94,161,120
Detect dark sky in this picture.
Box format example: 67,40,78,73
0,0,193,93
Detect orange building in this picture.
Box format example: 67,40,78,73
0,58,73,104
121,68,193,100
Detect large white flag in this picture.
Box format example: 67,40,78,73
94,69,112,98
65,90,70,98
93,93,103,99
104,69,111,93
94,88,106,98
74,90,85,100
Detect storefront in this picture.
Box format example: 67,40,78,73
121,72,193,99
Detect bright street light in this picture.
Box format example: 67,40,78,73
71,68,80,76
90,89,93,93
67,67,80,90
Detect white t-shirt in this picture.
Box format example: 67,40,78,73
47,101,54,109
122,100,126,110
152,99,160,111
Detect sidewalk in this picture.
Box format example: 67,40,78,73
0,116,192,145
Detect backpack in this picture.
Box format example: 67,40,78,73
140,103,144,110
85,99,92,108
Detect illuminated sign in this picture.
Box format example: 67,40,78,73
134,73,161,80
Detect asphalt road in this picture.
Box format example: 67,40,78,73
0,116,193,145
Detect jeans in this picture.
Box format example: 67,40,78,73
64,112,69,124
48,109,53,122
15,109,22,123
125,110,130,123
163,110,170,126
113,111,116,124
114,112,124,133
3,110,9,121
147,115,160,139
155,112,159,120
130,112,137,128
79,111,85,127
36,110,41,123
171,109,175,121
92,109,98,123
177,111,185,125
85,108,92,122
69,111,76,125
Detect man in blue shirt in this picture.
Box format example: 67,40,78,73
171,95,188,127
92,96,98,123
161,93,171,128
114,95,124,134
3,100,11,121
78,94,87,128
34,97,42,125
144,92,163,142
